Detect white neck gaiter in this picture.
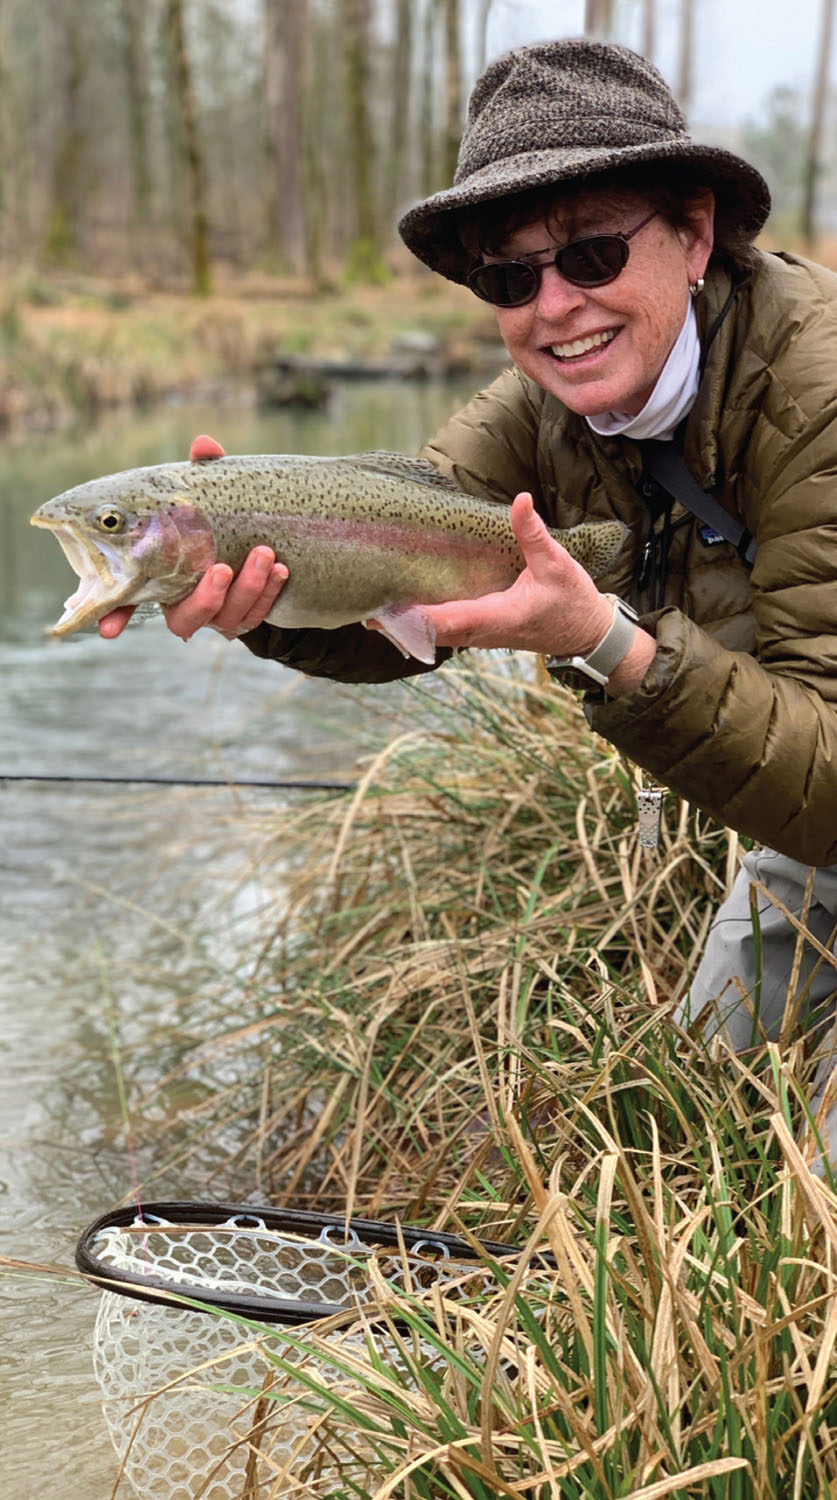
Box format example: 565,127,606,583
585,300,700,443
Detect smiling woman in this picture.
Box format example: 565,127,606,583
95,37,837,1174
477,195,712,419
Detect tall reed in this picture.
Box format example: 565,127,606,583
113,654,837,1496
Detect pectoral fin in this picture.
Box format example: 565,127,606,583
363,604,437,663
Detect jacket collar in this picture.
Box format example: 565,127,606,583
682,260,746,488
573,258,744,484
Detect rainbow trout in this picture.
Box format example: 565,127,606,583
31,449,628,662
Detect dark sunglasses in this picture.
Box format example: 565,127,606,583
467,210,658,307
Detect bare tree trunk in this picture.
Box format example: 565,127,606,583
419,0,438,196
0,0,11,250
120,0,152,248
340,0,381,278
677,0,694,115
641,0,656,60
475,0,493,76
384,0,412,222
442,0,462,186
802,0,836,246
43,2,86,264
584,0,612,38
301,10,328,285
264,0,282,257
165,0,211,295
264,0,308,272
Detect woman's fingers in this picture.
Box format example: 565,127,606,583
98,441,293,643
407,493,611,656
161,564,235,639
97,605,137,639
96,551,288,643
189,434,226,461
417,592,513,649
510,491,576,581
210,554,289,638
163,548,288,640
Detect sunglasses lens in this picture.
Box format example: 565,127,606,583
468,231,633,304
467,260,539,306
558,234,629,286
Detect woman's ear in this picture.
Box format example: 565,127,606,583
681,188,715,282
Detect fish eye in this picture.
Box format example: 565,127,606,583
95,506,127,533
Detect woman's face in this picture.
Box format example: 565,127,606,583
488,189,714,418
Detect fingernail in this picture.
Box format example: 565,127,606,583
272,564,288,582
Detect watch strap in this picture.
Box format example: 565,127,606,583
546,595,639,687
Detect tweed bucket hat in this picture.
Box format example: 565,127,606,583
398,38,771,284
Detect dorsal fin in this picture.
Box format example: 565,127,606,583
344,451,466,492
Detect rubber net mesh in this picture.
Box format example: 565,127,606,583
88,1212,478,1499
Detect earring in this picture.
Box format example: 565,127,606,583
689,277,705,297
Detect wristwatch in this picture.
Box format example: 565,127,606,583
545,594,639,689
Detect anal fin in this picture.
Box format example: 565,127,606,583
363,604,437,663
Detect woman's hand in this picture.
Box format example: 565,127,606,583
97,434,288,641
384,491,655,695
98,549,288,641
420,491,614,654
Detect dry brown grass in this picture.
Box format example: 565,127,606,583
32,651,837,1498
0,267,497,430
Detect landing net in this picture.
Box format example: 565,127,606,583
76,1200,514,1499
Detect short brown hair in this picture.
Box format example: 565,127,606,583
456,162,758,278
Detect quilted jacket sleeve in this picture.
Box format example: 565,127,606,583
418,366,543,501
590,421,837,865
239,618,449,683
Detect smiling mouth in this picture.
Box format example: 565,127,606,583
548,328,619,362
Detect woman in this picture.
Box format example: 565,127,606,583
103,40,837,1165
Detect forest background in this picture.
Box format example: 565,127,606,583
1,0,836,295
0,0,836,431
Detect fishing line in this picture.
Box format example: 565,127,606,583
0,774,355,790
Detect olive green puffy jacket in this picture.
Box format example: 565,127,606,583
244,251,837,865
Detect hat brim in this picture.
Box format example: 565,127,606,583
398,139,771,284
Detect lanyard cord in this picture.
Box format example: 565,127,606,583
635,474,675,610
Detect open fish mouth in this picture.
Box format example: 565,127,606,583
30,517,135,635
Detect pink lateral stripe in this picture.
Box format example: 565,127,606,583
276,512,510,559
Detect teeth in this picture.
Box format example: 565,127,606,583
550,328,617,359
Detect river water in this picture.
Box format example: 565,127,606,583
0,378,482,1498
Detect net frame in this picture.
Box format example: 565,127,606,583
76,1202,532,1499
75,1199,518,1323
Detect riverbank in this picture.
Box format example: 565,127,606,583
2,232,835,436
0,266,505,435
132,650,837,1494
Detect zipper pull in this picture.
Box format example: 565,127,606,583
636,537,654,593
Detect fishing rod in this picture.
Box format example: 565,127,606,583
0,773,355,791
